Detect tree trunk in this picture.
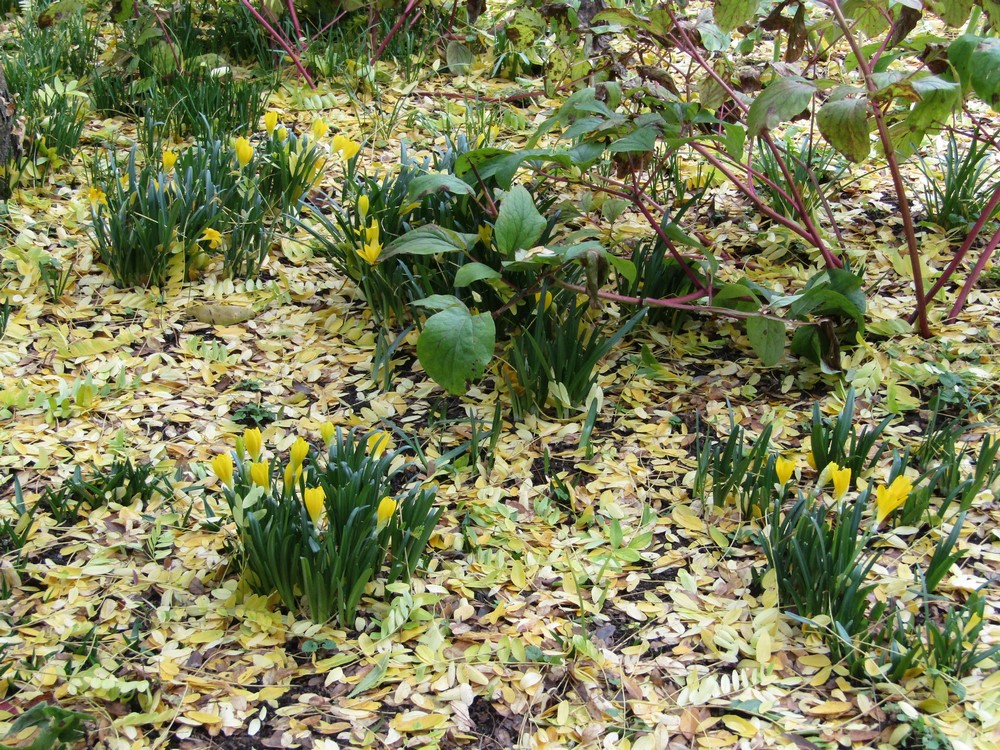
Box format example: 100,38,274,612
0,59,20,201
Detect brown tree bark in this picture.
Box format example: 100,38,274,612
0,59,21,200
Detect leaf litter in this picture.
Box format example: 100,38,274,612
1,23,999,750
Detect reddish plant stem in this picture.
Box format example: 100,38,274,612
825,0,930,336
374,0,423,61
285,0,305,50
554,279,794,323
948,224,1000,321
309,9,351,44
915,184,1000,322
662,4,838,267
239,0,315,87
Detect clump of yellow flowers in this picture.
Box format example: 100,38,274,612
208,423,439,626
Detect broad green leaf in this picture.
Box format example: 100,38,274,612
905,74,962,131
417,305,495,395
748,77,817,138
381,225,474,259
495,185,546,254
714,283,762,313
411,294,464,312
454,262,501,287
714,0,756,31
817,97,871,162
927,0,973,26
405,174,474,202
445,41,474,75
608,126,658,153
747,316,785,366
949,36,1000,109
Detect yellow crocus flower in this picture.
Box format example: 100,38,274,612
356,243,381,266
162,150,178,172
304,486,325,523
775,456,795,486
320,422,336,445
264,110,278,135
211,453,234,487
875,475,913,526
333,134,361,160
201,228,223,249
376,496,397,530
290,437,310,469
830,463,851,501
88,186,107,206
234,137,253,167
243,427,263,461
310,119,330,139
365,219,380,246
250,461,269,488
358,194,370,221
367,431,390,458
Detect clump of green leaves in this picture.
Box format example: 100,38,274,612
504,294,645,419
693,412,775,517
214,426,440,626
809,387,893,485
40,458,174,525
915,128,1000,234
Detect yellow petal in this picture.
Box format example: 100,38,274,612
211,453,233,487
304,486,325,523
320,422,336,445
367,431,390,458
290,437,310,468
250,461,269,488
830,464,851,501
264,110,278,135
234,136,253,167
775,456,795,486
358,194,370,221
243,427,263,460
376,496,397,529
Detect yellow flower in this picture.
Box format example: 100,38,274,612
875,475,913,526
211,453,234,487
304,486,325,523
290,437,310,469
477,224,493,247
276,126,288,141
320,422,336,445
376,496,397,530
358,194,370,221
356,242,381,266
234,136,253,167
201,228,223,249
88,186,107,206
333,134,361,160
365,219,380,246
367,431,391,458
310,119,329,140
243,427,263,461
283,461,302,489
806,451,817,471
162,149,178,172
264,110,278,135
250,460,269,488
830,463,851,501
534,290,553,313
775,456,795,486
